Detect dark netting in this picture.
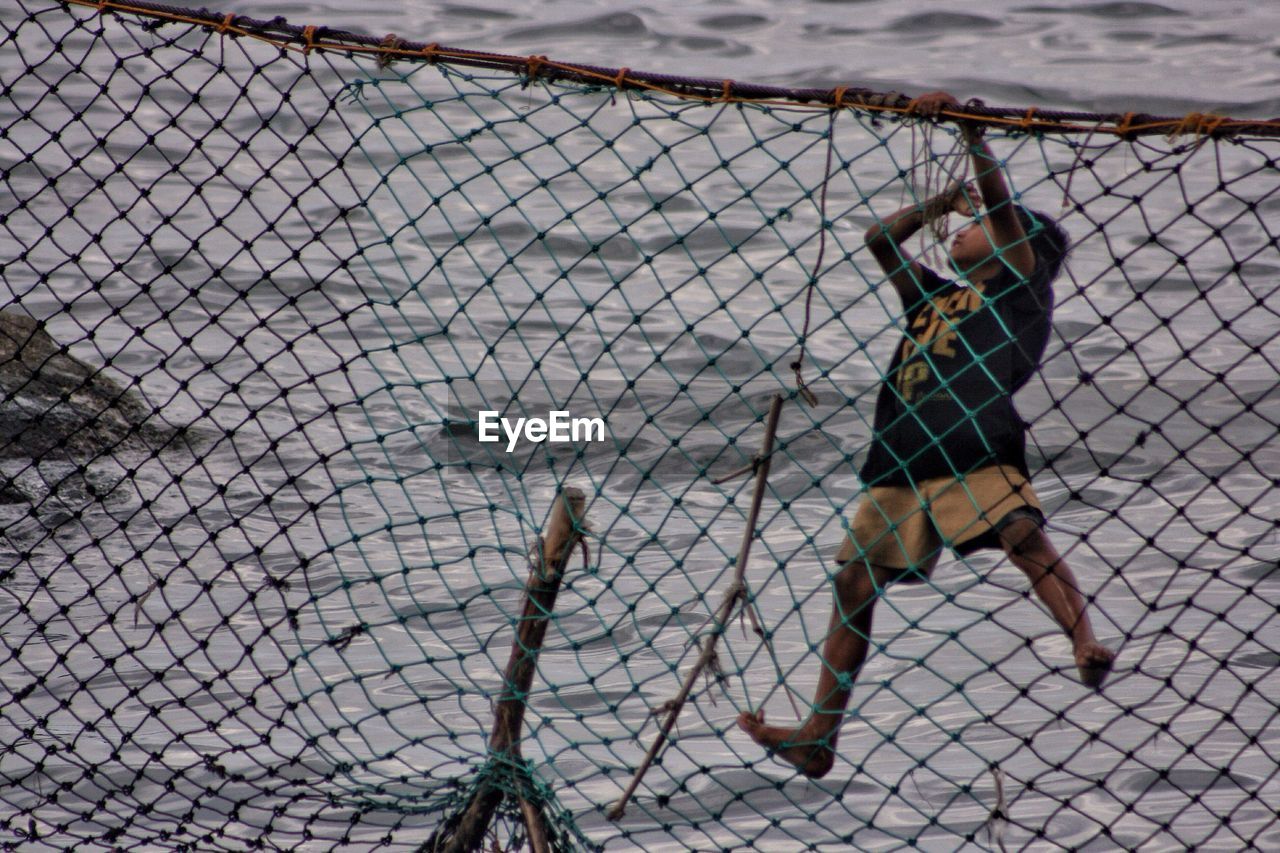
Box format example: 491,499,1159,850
1,1,1278,850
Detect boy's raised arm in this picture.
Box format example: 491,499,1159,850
863,184,970,308
964,125,1034,276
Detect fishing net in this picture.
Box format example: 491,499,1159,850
1,1,1278,849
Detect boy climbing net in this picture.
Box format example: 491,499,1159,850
738,91,1116,779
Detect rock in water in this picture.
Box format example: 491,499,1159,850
0,309,170,462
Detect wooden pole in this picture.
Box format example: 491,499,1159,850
607,395,784,821
437,486,587,853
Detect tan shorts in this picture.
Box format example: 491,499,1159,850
837,465,1042,575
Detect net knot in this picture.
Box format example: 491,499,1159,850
377,34,406,69
1169,111,1227,142
791,362,819,407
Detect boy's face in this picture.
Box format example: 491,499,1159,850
949,221,996,271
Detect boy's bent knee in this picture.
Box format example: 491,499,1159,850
832,559,887,599
996,508,1046,555
833,560,866,596
833,560,905,602
834,533,861,567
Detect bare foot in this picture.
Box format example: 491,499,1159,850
1075,642,1115,689
736,710,835,779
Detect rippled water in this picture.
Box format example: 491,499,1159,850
240,0,1280,117
1,0,1278,850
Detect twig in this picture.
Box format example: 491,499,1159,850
986,764,1009,853
607,395,784,821
742,598,804,722
711,458,759,485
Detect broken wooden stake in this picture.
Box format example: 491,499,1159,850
431,486,588,853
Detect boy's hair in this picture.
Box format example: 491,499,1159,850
1014,206,1070,281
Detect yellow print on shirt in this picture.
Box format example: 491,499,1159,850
895,286,985,402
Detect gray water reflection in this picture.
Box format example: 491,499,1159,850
1,0,1278,850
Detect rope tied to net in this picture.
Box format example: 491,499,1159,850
1115,112,1138,138
1171,112,1228,137
721,79,733,102
376,32,406,68
420,42,440,64
791,107,840,408
217,12,235,34
607,67,631,105
1020,106,1038,130
1169,111,1228,150
301,25,317,54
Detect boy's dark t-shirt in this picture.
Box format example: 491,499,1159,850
859,263,1053,487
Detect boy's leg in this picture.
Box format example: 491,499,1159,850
932,466,1115,689
738,484,935,777
998,516,1114,688
737,556,898,778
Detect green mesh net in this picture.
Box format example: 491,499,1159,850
1,2,1278,850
